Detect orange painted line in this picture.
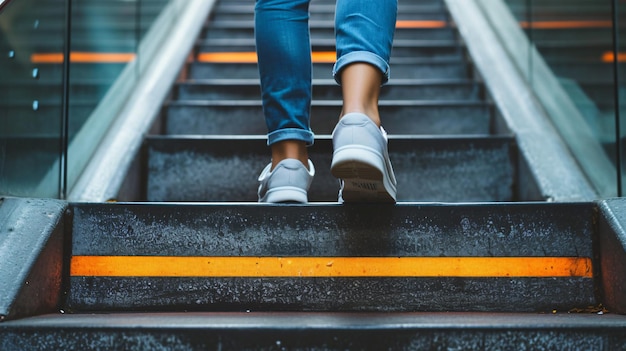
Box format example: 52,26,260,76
519,20,613,29
197,52,258,63
602,51,626,63
396,20,447,29
31,52,136,64
31,53,65,63
197,51,336,63
70,256,593,278
311,51,336,63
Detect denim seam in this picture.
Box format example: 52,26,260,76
332,51,390,85
267,128,315,146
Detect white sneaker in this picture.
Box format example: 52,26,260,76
331,112,397,203
258,158,315,203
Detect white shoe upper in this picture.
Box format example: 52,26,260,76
331,112,397,203
257,158,315,203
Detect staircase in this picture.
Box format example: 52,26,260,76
2,0,626,349
151,0,515,203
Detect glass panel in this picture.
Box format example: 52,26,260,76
530,0,618,197
1,0,179,199
65,0,141,194
65,0,173,195
0,0,65,198
502,0,620,197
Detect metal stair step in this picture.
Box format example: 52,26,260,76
175,79,484,102
164,100,493,136
187,61,469,80
145,136,515,202
65,201,594,312
203,21,457,40
211,3,449,21
4,312,623,350
197,38,464,59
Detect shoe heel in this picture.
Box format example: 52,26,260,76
262,187,308,203
330,147,385,180
331,147,396,203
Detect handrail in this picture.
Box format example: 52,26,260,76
66,0,216,202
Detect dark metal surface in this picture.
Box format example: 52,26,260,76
204,22,457,40
146,136,515,202
67,202,597,312
68,276,595,313
187,60,468,80
175,79,483,101
71,202,594,257
0,197,67,321
598,198,626,314
2,312,626,350
165,100,492,135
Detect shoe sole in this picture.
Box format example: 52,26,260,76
330,146,396,203
261,186,308,203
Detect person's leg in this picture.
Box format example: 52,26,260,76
339,63,383,127
330,0,398,203
255,0,314,170
255,0,315,203
334,0,397,123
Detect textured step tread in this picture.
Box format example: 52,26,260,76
5,312,623,350
66,202,595,312
186,60,469,80
164,100,493,135
195,39,464,58
5,312,624,329
145,136,514,202
71,202,594,257
175,78,484,101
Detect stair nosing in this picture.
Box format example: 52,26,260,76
5,311,624,330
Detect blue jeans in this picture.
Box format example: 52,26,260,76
255,0,397,146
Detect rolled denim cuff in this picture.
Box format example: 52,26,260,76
267,128,315,146
332,51,391,86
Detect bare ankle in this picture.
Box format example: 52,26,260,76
271,140,309,170
339,63,383,127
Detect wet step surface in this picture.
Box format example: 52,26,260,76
145,136,515,202
175,79,484,101
164,101,493,135
3,312,625,350
66,202,595,312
